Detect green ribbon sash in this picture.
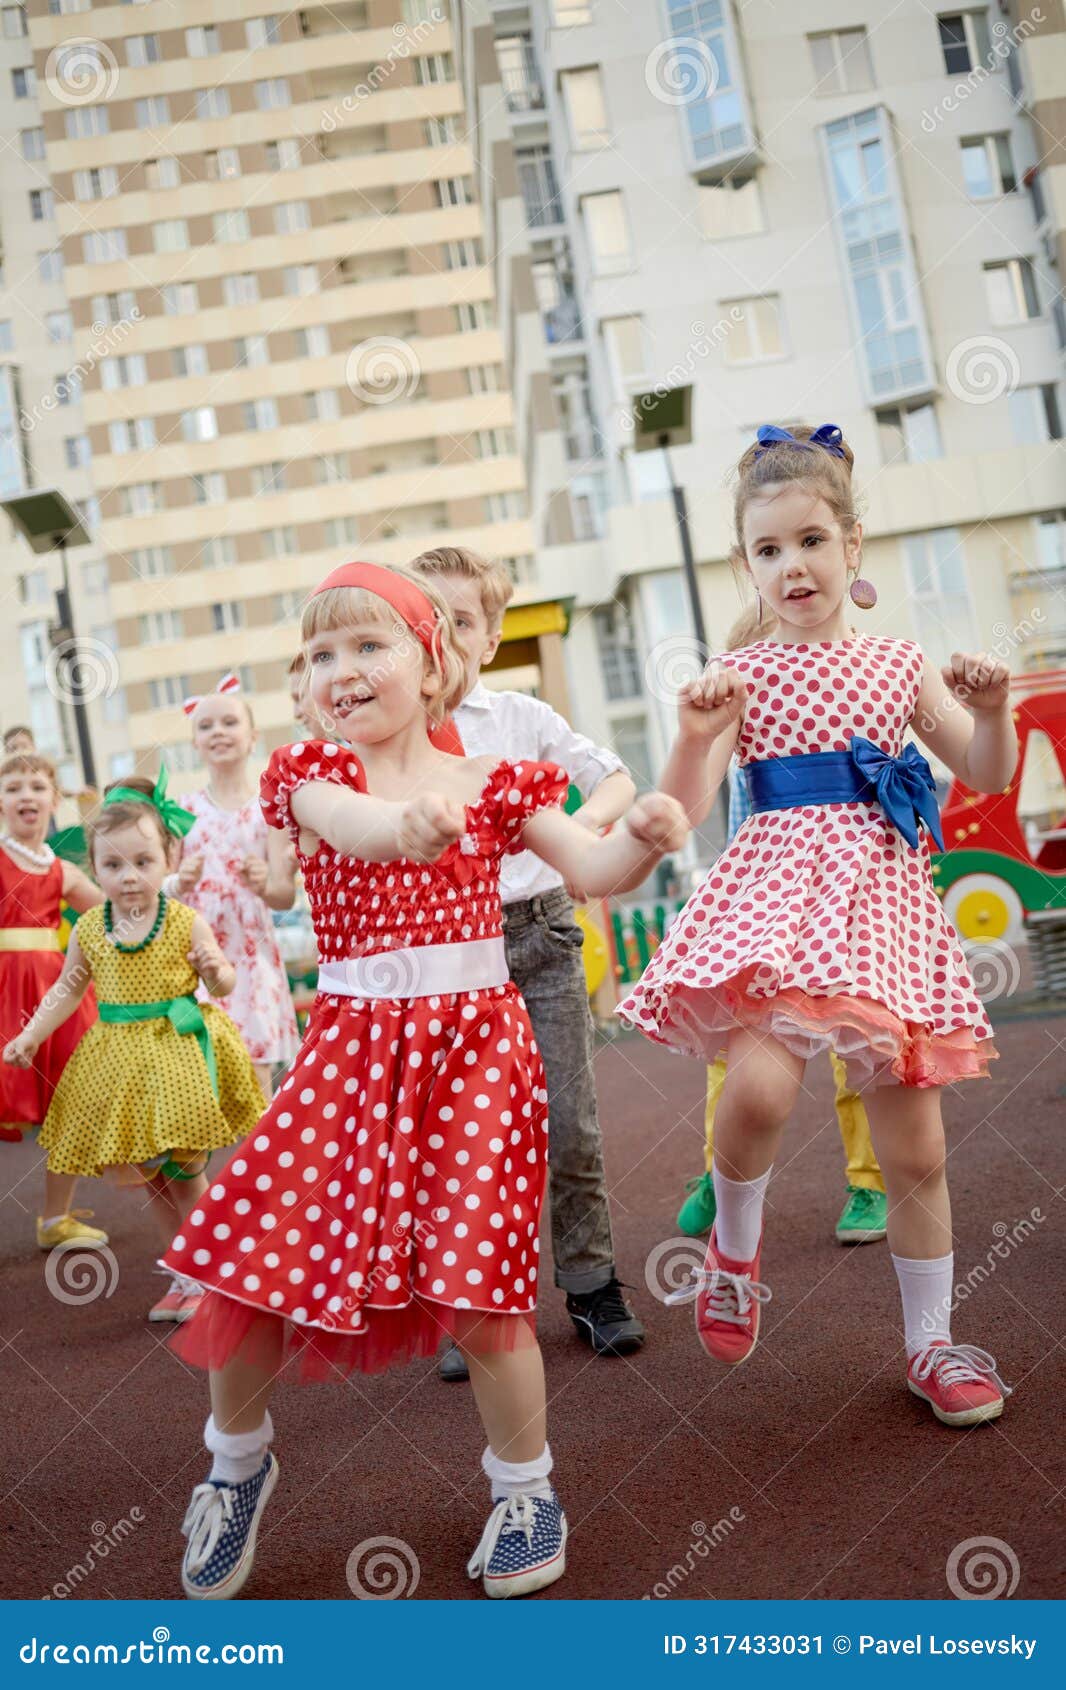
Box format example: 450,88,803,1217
97,993,219,1100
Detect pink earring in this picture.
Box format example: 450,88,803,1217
849,574,877,610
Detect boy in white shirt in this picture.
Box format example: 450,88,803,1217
411,546,646,1377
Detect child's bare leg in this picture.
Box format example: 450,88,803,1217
139,1168,182,1253
209,1317,284,1434
712,1026,806,1183
456,1318,546,1464
861,1084,950,1258
43,1169,79,1218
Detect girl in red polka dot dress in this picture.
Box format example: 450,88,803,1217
163,561,687,1602
618,424,1019,1431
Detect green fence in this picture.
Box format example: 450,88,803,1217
609,899,686,986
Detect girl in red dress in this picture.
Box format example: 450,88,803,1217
0,752,104,1249
618,423,1018,1430
163,561,687,1602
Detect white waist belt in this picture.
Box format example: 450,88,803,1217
316,937,509,999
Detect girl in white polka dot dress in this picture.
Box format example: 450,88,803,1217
618,424,1019,1431
164,561,687,1601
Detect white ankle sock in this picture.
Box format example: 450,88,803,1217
481,1444,553,1504
891,1252,954,1356
204,1412,273,1485
713,1165,772,1262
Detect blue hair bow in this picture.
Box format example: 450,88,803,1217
754,424,846,461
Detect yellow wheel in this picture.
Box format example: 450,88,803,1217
943,875,1024,944
574,905,608,997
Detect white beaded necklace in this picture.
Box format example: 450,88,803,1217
0,832,55,869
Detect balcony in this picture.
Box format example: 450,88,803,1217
543,295,583,346
496,36,544,115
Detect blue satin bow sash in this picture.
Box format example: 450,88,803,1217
745,737,944,852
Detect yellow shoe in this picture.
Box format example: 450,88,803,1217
37,1210,110,1250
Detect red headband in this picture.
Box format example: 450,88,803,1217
312,561,443,666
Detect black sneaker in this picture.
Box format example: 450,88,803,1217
438,1341,470,1382
565,1278,645,1357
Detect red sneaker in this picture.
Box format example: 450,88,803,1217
148,1273,202,1324
907,1344,1011,1426
667,1226,771,1364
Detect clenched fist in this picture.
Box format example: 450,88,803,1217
396,793,468,863
678,661,747,742
3,1032,38,1069
624,792,690,854
177,852,204,895
941,652,1011,713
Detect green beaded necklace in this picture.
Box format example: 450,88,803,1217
104,891,167,952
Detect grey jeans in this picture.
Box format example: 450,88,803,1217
503,886,616,1295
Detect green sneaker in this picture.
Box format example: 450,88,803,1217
835,1185,888,1244
677,1172,717,1238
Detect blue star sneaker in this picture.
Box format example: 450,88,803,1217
467,1491,567,1599
181,1453,279,1600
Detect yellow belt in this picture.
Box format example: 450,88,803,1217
0,928,62,952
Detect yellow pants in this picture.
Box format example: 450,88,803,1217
703,1052,885,1193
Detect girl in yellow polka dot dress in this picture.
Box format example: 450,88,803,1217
4,773,264,1322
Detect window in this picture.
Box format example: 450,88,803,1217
425,116,458,147
516,147,561,227
274,201,310,235
162,282,199,315
64,435,90,470
1035,511,1066,574
82,230,126,264
314,453,349,484
626,447,673,503
146,157,181,191
601,316,649,392
30,189,54,221
191,472,227,505
212,602,245,634
468,366,501,394
437,176,473,208
261,526,297,557
172,343,209,378
723,296,783,362
255,78,291,110
983,258,1041,324
0,319,12,352
445,239,480,269
306,389,340,422
960,134,1016,198
154,219,190,253
251,463,287,496
123,482,162,516
1008,385,1063,445
560,67,609,148
486,490,525,523
594,603,641,701
140,611,184,644
243,398,279,431
74,165,119,200
199,536,237,568
283,265,319,296
213,209,250,243
496,34,542,114
325,516,359,547
937,12,991,76
550,371,602,459
195,87,230,120
130,546,173,579
205,147,241,180
224,273,260,307
247,15,281,48
697,176,765,239
233,334,269,369
663,0,753,168
265,138,302,171
875,401,943,464
295,324,330,358
20,127,44,161
92,290,137,325
186,24,219,56
46,310,71,342
554,0,592,21
476,428,515,457
82,561,110,594
38,250,64,282
581,190,632,274
457,301,493,332
65,105,108,138
126,32,160,65
181,406,219,443
415,52,453,84
808,28,874,93
276,589,304,620
109,417,156,452
901,528,977,665
3,7,28,37
12,65,36,97
136,96,170,128
147,677,190,710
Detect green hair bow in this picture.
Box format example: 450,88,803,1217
104,766,197,839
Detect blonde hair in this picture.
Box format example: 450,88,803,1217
0,751,59,792
300,565,467,723
408,545,514,635
86,774,174,865
728,423,861,641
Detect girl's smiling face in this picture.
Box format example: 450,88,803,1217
307,619,440,744
742,483,862,639
191,697,253,767
92,816,171,907
0,769,57,843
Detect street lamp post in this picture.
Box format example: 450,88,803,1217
1,487,97,790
